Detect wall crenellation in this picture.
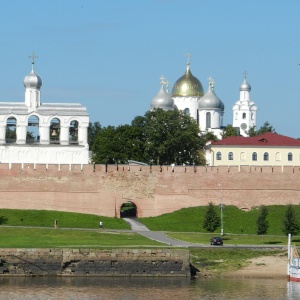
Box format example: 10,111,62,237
1,163,300,175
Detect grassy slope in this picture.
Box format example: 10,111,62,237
139,205,300,235
0,209,130,229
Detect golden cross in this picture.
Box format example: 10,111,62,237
185,53,191,64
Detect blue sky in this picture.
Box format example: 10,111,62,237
1,0,300,137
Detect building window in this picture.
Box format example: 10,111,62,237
240,152,246,161
263,152,269,161
252,152,257,161
206,112,211,128
216,152,222,160
228,152,233,160
288,152,293,161
275,152,281,161
184,108,190,116
242,113,246,119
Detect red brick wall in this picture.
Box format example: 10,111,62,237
0,163,299,217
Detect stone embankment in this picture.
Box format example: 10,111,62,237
0,248,190,277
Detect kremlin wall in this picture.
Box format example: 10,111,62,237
0,163,299,217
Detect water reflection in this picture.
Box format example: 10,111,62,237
0,276,299,299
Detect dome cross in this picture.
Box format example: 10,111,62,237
185,53,191,65
208,76,215,90
160,75,166,85
28,52,38,70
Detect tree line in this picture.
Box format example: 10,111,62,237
89,108,275,166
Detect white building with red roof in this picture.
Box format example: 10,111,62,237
205,132,300,166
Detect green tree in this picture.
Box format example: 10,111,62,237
143,108,201,165
247,121,276,137
221,124,239,138
256,206,269,235
282,204,300,236
88,121,102,149
203,202,221,232
92,124,146,164
198,131,219,165
92,108,202,165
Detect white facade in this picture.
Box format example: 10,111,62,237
172,96,200,121
232,77,258,136
0,59,90,165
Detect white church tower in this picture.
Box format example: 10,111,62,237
232,73,258,137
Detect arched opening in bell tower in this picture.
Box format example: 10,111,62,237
50,118,60,144
6,117,17,143
120,201,137,218
27,115,39,144
69,120,79,144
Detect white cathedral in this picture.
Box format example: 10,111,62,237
0,55,89,165
150,58,258,139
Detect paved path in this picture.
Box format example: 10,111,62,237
123,218,198,247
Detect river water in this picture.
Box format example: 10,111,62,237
0,276,299,300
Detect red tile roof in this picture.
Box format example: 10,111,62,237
212,132,300,147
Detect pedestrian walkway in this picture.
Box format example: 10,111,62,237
123,217,198,247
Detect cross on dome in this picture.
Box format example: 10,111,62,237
208,76,215,89
28,52,38,70
185,53,191,65
160,75,166,85
243,70,248,79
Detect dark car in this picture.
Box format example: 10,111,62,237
210,237,223,246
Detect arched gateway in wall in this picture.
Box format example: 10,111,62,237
120,201,137,218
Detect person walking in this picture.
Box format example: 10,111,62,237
99,221,103,229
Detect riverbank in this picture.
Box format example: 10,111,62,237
212,254,287,279
227,254,287,278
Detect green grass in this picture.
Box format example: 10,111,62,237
189,248,285,274
139,205,300,235
0,227,164,248
0,209,130,229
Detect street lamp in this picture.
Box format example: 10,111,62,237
219,203,225,236
219,184,225,236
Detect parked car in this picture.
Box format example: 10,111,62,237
210,237,223,246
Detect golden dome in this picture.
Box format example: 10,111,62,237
171,63,204,97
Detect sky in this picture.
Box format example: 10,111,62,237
0,0,300,137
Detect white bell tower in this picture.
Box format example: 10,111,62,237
232,72,258,136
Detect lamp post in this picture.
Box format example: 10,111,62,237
219,184,225,236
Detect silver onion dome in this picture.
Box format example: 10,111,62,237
198,81,224,110
151,83,174,110
24,66,42,89
240,78,251,91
